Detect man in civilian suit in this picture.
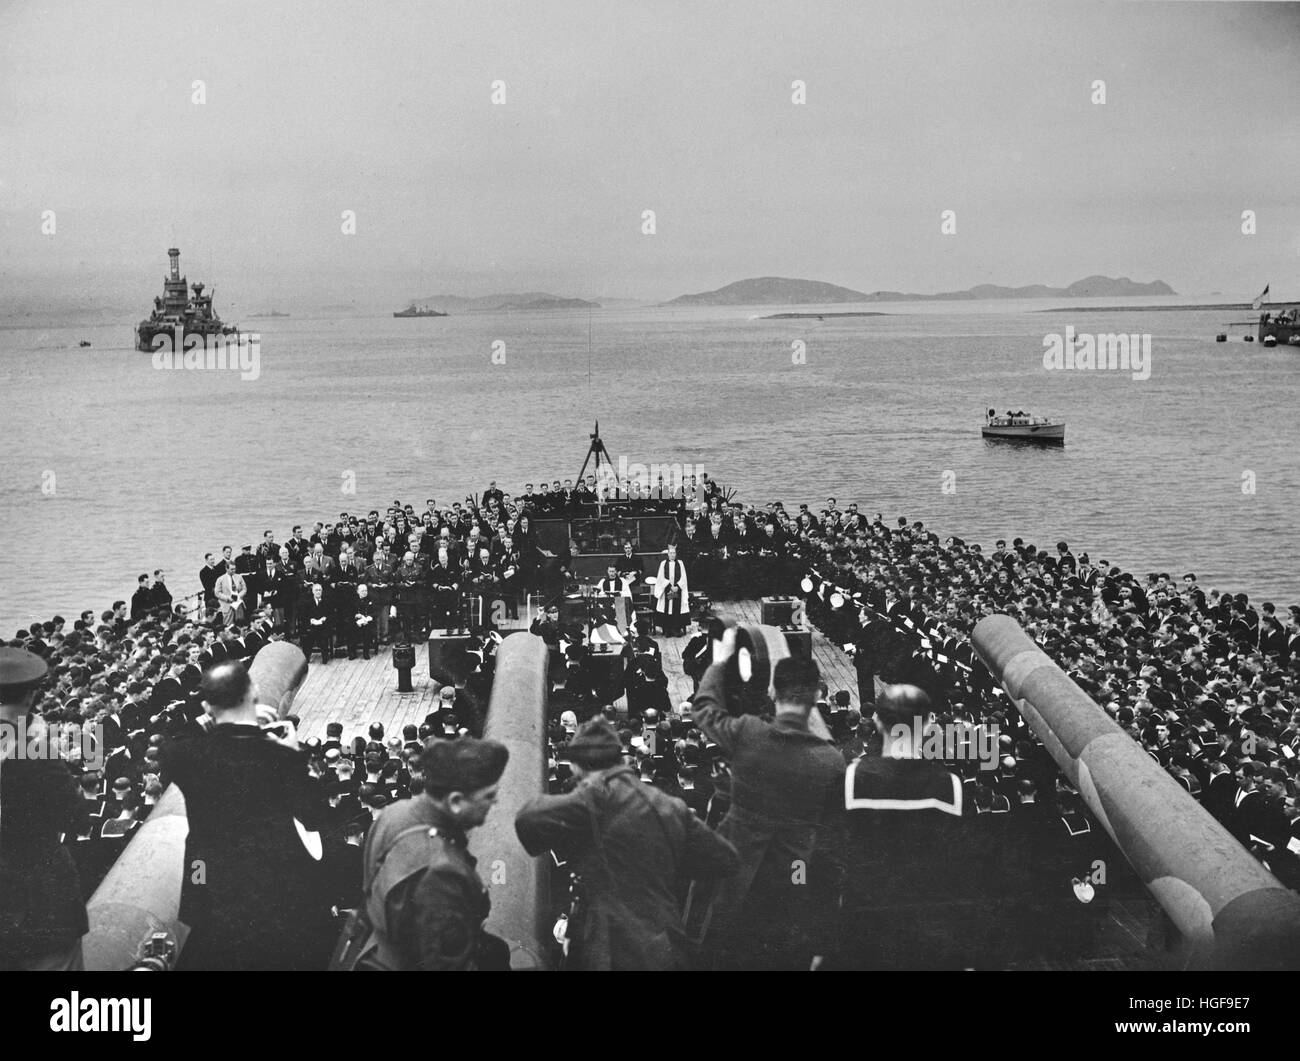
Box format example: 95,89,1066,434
255,552,289,624
690,631,844,970
214,568,248,626
303,583,334,664
304,544,337,587
159,661,334,970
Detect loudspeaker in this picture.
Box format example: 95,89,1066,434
780,625,812,659
559,593,587,629
427,630,474,685
585,651,626,705
761,596,799,627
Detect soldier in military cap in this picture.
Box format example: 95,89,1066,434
338,737,510,970
1,647,90,970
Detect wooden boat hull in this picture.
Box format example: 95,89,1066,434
982,422,1065,443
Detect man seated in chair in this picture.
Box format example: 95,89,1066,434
303,582,334,663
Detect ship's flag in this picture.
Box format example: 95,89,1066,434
589,623,625,646
1252,283,1270,310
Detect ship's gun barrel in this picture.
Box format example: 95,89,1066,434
475,633,552,969
971,614,1300,969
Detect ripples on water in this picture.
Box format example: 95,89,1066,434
1,303,1297,630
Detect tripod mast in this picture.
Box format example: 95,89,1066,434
575,421,614,485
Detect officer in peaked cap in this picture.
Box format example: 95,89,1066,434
1,647,91,970
0,645,48,692
338,737,510,970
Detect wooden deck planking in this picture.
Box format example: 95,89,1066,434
293,646,434,743
288,600,856,744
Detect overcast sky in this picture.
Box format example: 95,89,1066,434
2,0,1298,309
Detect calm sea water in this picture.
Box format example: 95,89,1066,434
1,300,1297,632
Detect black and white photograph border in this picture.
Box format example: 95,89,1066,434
1,0,1298,1024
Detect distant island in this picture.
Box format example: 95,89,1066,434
249,310,290,318
760,311,892,319
414,292,601,312
1033,302,1271,314
667,277,870,305
666,275,1176,306
516,297,601,311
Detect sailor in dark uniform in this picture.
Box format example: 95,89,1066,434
1259,603,1286,659
1046,788,1110,954
337,738,510,971
825,683,992,970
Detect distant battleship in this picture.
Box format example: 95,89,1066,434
393,303,449,318
250,310,290,318
134,248,240,353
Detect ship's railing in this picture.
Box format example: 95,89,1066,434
971,614,1300,970
170,590,206,620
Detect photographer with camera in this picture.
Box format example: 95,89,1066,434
515,717,738,970
158,659,335,969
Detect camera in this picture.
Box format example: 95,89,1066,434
130,931,177,971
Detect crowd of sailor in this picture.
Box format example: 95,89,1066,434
774,505,1300,887
4,478,1299,970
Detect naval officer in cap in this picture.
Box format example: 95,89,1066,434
339,737,510,970
1,647,90,970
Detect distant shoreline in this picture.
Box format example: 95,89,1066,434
758,311,892,319
1032,302,1274,313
